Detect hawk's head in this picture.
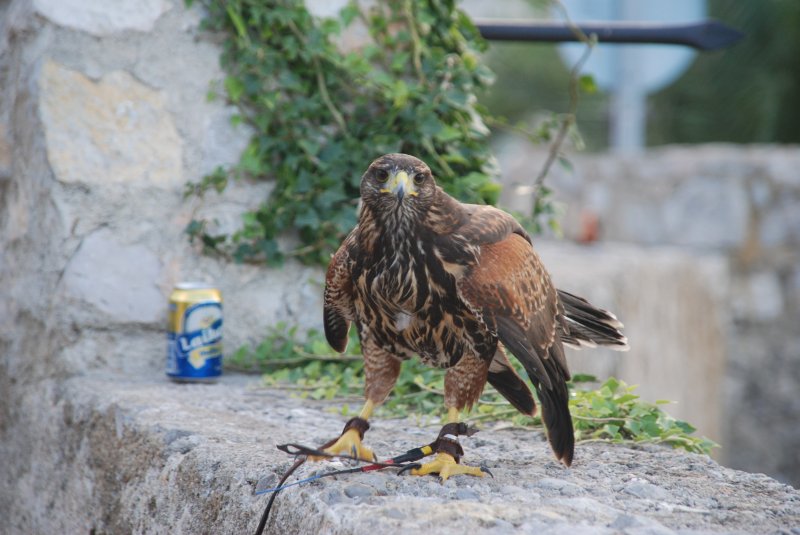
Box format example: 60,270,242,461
360,153,436,224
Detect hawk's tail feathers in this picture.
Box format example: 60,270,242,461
538,378,575,467
558,289,629,352
494,317,575,466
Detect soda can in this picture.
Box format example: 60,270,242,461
166,282,223,382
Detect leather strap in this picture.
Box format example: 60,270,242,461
431,422,479,463
342,417,370,439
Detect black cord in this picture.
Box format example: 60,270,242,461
254,456,306,535
253,442,435,534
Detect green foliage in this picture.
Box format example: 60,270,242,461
649,0,800,144
227,323,448,418
186,0,505,265
228,325,718,455
570,376,719,455
518,185,562,236
484,2,800,148
480,41,610,151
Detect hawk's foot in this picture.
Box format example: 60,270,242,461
311,417,376,462
406,422,487,481
409,452,486,481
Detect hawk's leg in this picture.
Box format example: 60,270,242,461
410,355,490,481
315,400,377,462
315,343,402,462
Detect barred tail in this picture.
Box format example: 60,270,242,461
557,289,629,352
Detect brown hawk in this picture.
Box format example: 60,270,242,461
321,153,628,479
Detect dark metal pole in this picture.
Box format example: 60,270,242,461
474,19,743,51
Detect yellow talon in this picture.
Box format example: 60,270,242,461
311,428,376,462
409,452,485,482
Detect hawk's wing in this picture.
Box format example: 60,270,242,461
452,206,574,465
324,229,358,353
456,226,570,391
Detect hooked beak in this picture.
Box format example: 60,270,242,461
380,170,418,201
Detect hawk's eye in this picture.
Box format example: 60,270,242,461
375,168,389,182
413,172,426,185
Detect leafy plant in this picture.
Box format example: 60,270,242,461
569,376,719,454
186,0,505,265
228,325,718,455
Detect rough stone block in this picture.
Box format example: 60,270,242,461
731,271,784,322
760,196,800,248
661,176,749,248
0,124,10,179
33,0,171,36
0,374,784,535
62,228,164,325
38,60,183,187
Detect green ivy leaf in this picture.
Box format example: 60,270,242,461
579,74,598,94
225,5,248,39
295,208,320,228
435,124,462,143
340,2,359,27
224,76,245,103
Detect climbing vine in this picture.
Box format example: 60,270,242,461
186,0,506,265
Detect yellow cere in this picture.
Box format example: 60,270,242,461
380,171,419,197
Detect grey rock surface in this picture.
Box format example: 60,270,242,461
62,228,165,324
32,0,172,36
2,372,797,534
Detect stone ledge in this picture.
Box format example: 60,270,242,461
2,373,798,534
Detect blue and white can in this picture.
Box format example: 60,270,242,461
166,282,223,382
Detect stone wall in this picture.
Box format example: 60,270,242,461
0,2,325,517
0,0,324,384
498,142,800,484
6,373,800,534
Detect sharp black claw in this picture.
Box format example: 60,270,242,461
480,464,494,478
397,463,421,476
